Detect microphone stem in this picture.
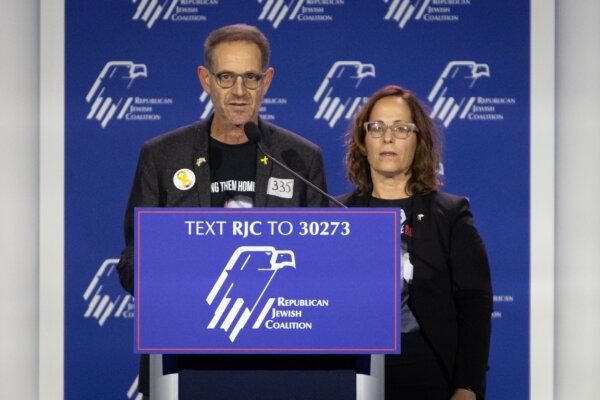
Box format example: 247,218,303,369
256,143,347,208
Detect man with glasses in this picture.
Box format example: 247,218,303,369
117,24,331,398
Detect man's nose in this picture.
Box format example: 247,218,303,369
231,75,246,96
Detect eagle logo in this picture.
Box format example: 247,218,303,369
85,61,148,128
428,61,490,127
131,0,179,29
83,258,133,326
313,61,376,129
257,0,305,29
206,246,296,342
383,0,432,29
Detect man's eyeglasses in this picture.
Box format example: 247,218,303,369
364,121,418,139
209,70,265,89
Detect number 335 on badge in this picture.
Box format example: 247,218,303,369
267,177,294,199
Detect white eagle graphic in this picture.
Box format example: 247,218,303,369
206,246,296,342
314,61,376,128
85,61,148,128
428,61,490,127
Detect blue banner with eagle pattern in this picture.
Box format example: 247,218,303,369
66,1,530,398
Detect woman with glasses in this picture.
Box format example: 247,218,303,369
339,85,492,400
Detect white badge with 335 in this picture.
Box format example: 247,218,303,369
267,177,294,199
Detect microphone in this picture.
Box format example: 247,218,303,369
244,122,346,208
244,121,262,143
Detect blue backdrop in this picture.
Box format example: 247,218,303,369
66,1,529,398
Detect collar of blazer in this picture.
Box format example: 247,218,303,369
343,191,441,273
348,190,437,242
190,114,275,207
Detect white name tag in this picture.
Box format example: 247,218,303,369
267,177,294,199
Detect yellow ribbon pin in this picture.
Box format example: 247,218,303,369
176,171,192,188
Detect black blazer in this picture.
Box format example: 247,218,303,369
118,116,328,295
338,191,493,398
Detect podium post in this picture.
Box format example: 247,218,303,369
149,355,178,400
357,355,384,400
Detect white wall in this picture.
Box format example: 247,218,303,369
0,1,39,399
555,0,600,398
1,1,599,399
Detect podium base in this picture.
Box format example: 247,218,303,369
179,369,356,400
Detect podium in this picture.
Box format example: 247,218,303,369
150,354,384,400
136,208,401,399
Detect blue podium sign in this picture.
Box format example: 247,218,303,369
135,208,401,354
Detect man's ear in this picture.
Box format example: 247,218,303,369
198,66,211,94
261,67,275,94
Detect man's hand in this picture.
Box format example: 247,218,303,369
450,388,476,400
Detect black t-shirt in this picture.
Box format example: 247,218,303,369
368,196,420,333
369,196,442,371
209,137,257,207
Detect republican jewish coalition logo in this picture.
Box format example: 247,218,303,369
257,0,344,29
83,259,134,327
313,61,376,128
130,0,218,29
257,0,301,29
86,61,174,128
85,61,148,128
492,294,514,319
132,0,179,29
206,246,295,342
427,61,490,127
382,0,472,30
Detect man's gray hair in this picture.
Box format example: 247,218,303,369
204,24,270,71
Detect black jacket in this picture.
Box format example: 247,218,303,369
118,117,328,295
338,191,493,398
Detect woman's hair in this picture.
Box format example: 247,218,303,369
345,85,442,196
